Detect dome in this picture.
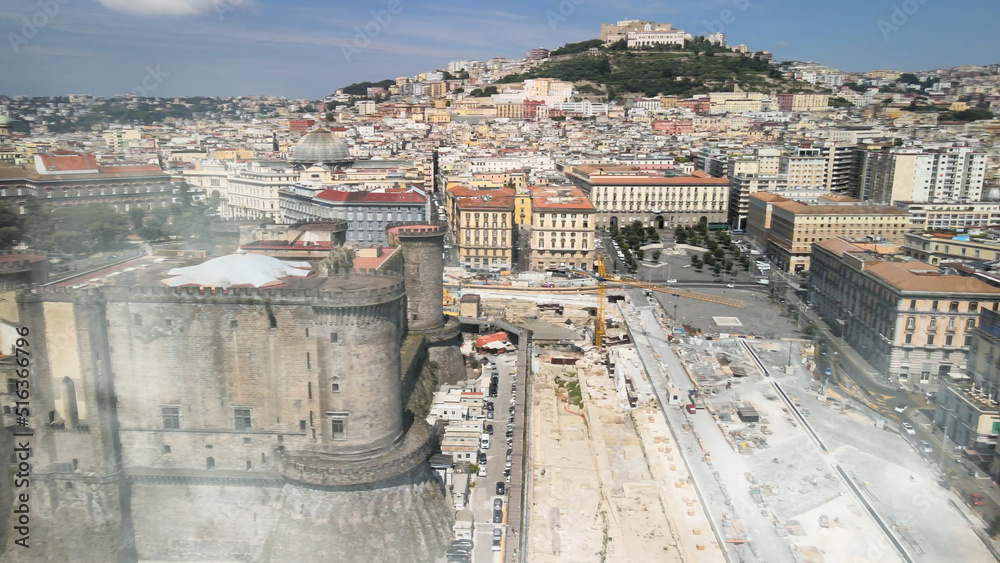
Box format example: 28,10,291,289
0,115,10,126
161,253,312,288
291,128,350,164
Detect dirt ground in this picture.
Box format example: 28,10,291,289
489,297,723,563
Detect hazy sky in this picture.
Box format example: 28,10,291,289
2,0,998,99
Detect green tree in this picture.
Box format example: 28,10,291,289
128,207,147,230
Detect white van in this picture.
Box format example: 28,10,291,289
481,434,491,449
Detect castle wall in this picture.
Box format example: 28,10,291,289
129,469,451,563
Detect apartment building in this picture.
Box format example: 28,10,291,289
783,147,828,190
895,201,1000,231
528,186,596,272
810,238,1000,384
563,164,730,230
776,93,830,112
753,193,909,273
455,196,515,271
728,174,788,230
855,145,987,205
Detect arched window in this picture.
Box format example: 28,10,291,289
206,457,215,470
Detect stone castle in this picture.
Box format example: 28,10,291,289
0,222,463,562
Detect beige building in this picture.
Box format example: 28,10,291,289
903,231,1000,266
528,186,596,272
455,195,515,271
810,237,1000,384
751,192,910,273
564,164,730,230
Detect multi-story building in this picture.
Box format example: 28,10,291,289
728,174,788,230
753,192,910,273
279,186,428,245
226,162,299,220
776,93,830,112
455,195,515,271
810,237,1000,384
783,147,828,190
902,231,1000,266
855,145,987,205
934,307,1000,460
563,164,730,230
895,201,1000,231
0,151,173,213
528,186,596,272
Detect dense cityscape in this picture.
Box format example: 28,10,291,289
2,9,1000,563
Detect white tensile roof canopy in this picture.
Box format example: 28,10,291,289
161,253,312,288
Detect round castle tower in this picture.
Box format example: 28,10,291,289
387,224,446,333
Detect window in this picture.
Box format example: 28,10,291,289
308,382,312,400
330,332,338,343
331,419,346,440
161,406,180,429
905,333,913,344
234,408,252,431
230,320,238,329
949,301,960,312
299,420,306,431
968,318,976,329
970,302,979,312
163,445,171,454
332,382,340,393
946,334,954,346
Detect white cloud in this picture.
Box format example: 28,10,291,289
94,0,243,16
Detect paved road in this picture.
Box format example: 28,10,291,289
470,354,518,563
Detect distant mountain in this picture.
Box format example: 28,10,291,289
499,38,824,99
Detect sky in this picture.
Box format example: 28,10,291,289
1,0,998,99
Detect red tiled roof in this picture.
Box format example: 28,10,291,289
315,190,425,203
37,153,99,172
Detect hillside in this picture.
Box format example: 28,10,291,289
499,38,824,99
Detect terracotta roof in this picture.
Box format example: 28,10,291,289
457,197,514,210
37,152,98,172
774,201,909,216
864,261,1000,294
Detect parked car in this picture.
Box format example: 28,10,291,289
485,424,493,435
667,278,677,284
478,452,487,465
496,481,505,495
824,367,832,376
901,422,915,435
919,440,932,453
894,404,908,413
971,493,985,506
493,498,503,510
492,508,503,523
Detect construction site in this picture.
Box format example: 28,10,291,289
457,267,996,563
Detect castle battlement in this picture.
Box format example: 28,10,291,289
24,275,407,308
